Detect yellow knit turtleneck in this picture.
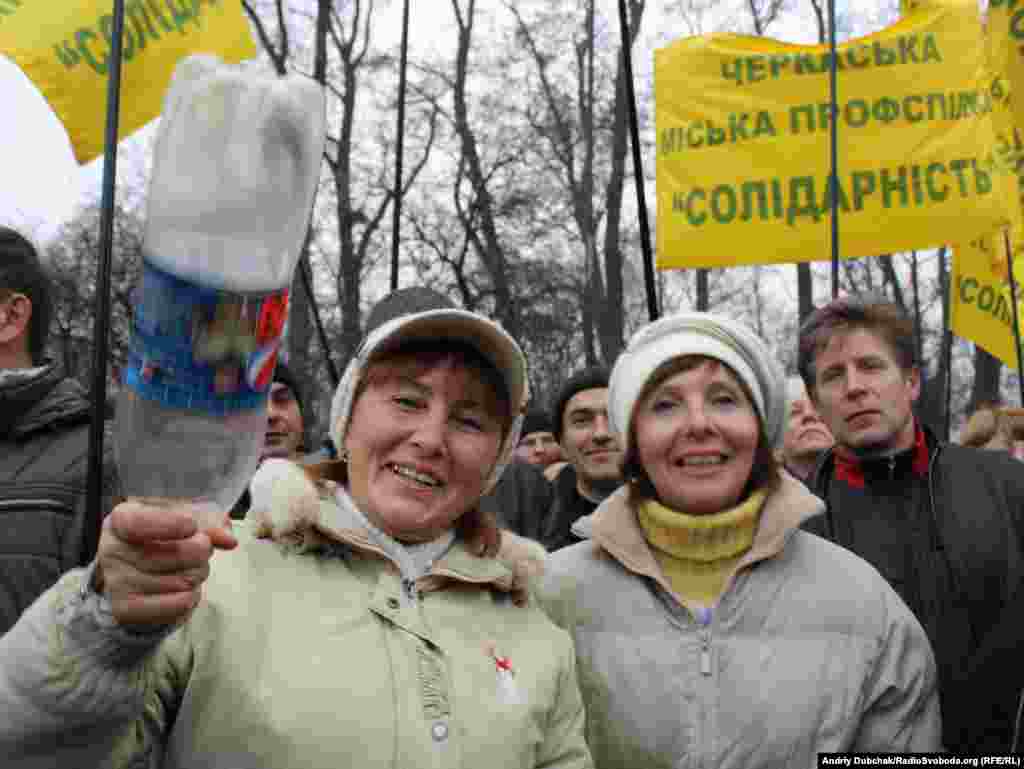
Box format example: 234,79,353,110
637,488,766,607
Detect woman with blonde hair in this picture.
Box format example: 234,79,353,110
539,312,941,767
960,402,1024,457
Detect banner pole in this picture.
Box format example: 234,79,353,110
85,0,127,562
389,0,411,292
1004,231,1024,406
616,0,658,321
942,327,953,440
827,0,840,299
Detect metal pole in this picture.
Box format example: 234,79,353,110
85,0,126,562
942,328,953,440
827,0,840,299
616,0,658,321
1004,231,1024,405
389,0,411,291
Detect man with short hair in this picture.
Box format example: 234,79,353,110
514,409,563,470
543,366,622,550
0,227,119,634
780,375,834,484
231,362,307,518
799,293,1024,751
262,362,306,461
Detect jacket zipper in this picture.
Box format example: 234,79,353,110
694,606,714,677
699,630,712,676
693,608,715,765
401,577,418,603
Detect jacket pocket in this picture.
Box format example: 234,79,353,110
0,487,80,632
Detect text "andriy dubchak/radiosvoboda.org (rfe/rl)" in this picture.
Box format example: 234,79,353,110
820,755,1022,767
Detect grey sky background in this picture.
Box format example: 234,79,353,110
0,0,893,249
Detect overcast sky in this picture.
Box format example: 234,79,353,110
0,0,882,248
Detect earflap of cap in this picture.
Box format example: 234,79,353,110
329,308,529,492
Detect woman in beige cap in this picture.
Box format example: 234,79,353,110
0,298,591,769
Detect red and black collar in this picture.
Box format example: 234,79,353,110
832,421,930,489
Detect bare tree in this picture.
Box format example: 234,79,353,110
447,0,522,340
46,200,145,392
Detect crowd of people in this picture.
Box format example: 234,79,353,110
2,220,1024,767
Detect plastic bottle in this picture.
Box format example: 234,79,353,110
114,55,326,529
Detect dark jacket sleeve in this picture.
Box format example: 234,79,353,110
943,449,1024,751
479,461,553,542
944,575,1024,751
542,467,581,551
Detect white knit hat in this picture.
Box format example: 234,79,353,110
608,312,786,450
329,308,529,494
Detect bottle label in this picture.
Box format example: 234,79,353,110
124,259,290,415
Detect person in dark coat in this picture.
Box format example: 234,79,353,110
230,362,307,519
542,366,623,550
799,293,1024,751
0,227,120,635
515,409,563,471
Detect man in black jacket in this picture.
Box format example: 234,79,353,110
542,366,622,550
799,293,1024,752
0,227,119,634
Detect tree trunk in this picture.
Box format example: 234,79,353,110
450,0,521,340
335,52,363,366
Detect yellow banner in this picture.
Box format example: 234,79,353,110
950,233,1024,370
987,1,1024,274
655,0,1008,269
0,1,257,164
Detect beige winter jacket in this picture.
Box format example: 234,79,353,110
0,481,589,769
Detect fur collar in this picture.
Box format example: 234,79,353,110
247,458,547,603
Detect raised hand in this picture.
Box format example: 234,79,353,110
94,500,238,627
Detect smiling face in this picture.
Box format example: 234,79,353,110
634,358,760,515
811,327,920,455
262,382,304,460
343,352,507,543
560,387,622,495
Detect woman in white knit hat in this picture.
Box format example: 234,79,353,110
0,294,592,769
538,311,942,767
